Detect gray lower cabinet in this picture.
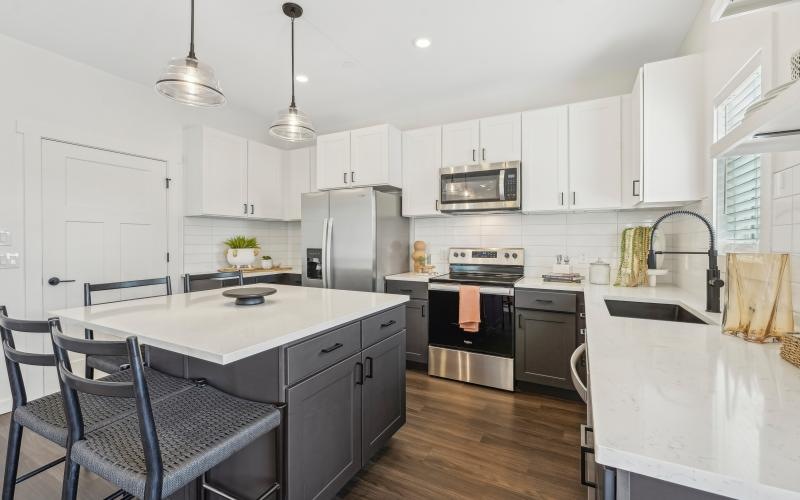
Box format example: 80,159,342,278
362,332,406,461
515,308,576,389
405,299,428,363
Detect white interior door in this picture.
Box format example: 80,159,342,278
40,140,168,394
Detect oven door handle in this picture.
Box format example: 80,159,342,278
428,283,514,296
570,343,588,403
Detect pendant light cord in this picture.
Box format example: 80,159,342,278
290,15,296,108
188,0,196,59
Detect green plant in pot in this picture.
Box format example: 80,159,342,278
261,255,273,270
224,236,260,268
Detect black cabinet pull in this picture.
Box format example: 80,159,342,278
421,304,425,318
535,299,554,304
580,445,597,488
380,319,396,328
399,289,413,293
365,356,374,379
632,179,640,197
517,314,523,329
320,342,343,354
48,277,76,286
243,203,248,214
355,362,364,385
250,204,254,215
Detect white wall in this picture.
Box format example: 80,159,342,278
0,33,277,321
671,1,800,315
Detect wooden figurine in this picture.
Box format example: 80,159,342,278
412,241,427,273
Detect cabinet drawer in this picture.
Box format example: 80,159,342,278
515,290,576,313
385,280,428,300
286,322,361,385
362,306,406,349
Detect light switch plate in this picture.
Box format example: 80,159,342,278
0,252,20,268
0,229,10,246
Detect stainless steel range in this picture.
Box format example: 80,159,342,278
427,248,524,391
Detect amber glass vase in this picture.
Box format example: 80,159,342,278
723,253,795,342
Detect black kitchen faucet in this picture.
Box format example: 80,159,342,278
646,210,725,313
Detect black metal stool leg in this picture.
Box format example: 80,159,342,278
60,456,80,500
84,364,95,380
3,420,23,499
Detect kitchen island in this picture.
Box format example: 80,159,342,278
53,284,409,500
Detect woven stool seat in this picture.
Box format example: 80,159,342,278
71,384,280,498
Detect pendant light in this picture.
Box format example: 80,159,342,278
155,0,226,107
269,3,316,142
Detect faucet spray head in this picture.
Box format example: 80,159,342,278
647,250,657,269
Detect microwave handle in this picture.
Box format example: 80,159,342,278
499,169,505,200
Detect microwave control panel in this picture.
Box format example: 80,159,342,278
504,169,518,201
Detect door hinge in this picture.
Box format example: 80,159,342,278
165,177,172,189
166,252,170,263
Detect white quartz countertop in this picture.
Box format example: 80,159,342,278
51,284,408,365
385,272,444,283
581,283,800,499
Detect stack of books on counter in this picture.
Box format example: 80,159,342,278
541,273,584,283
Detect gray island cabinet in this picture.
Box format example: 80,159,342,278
52,284,408,500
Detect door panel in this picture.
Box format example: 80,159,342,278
479,113,521,163
316,131,351,190
522,106,569,211
428,290,514,357
287,353,362,500
442,120,480,167
330,189,375,292
350,125,388,187
515,309,576,389
362,331,406,463
405,299,429,363
203,128,248,216
42,140,167,395
402,126,442,217
247,141,284,219
300,192,329,288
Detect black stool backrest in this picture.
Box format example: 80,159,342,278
49,319,164,492
84,276,172,341
183,271,244,293
0,306,56,411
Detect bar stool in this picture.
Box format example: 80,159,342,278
84,276,172,379
0,306,192,499
183,270,244,293
49,320,284,500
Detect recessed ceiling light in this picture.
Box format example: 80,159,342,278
295,74,309,83
414,37,431,49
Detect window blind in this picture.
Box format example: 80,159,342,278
716,67,762,244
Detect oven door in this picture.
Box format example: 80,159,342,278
439,162,520,212
427,284,515,357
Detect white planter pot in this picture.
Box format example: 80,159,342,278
226,248,258,267
261,259,274,269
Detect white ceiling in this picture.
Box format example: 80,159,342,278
0,0,703,135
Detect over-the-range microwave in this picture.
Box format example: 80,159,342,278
438,161,520,213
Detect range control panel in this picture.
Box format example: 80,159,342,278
448,248,524,266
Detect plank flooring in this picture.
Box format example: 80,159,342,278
0,369,586,499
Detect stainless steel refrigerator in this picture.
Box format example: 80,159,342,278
301,188,409,292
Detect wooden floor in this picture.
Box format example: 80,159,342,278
0,369,586,499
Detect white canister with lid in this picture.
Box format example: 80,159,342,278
589,258,610,285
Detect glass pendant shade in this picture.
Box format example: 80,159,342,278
269,105,315,142
155,56,226,107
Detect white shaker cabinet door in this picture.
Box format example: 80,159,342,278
316,131,351,190
247,140,284,219
350,124,401,188
479,112,521,163
442,120,480,167
521,106,569,212
185,127,248,217
568,96,622,210
402,126,442,217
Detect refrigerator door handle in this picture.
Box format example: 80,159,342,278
325,217,334,288
321,218,329,289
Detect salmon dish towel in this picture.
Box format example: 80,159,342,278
458,285,481,332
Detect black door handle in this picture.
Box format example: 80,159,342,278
48,277,75,286
355,362,364,385
380,320,396,328
320,342,343,354
365,356,374,379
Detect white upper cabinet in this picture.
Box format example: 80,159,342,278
247,140,284,220
402,126,443,217
284,147,314,220
442,114,521,166
521,106,569,212
479,113,521,163
316,125,401,190
442,120,480,166
568,96,622,210
350,124,402,188
184,126,248,217
316,131,351,190
626,54,704,206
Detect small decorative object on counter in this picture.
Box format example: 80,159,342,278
541,272,583,283
261,255,273,269
553,254,572,274
723,253,794,343
224,235,260,268
589,258,610,285
792,49,800,81
614,226,651,287
781,334,800,368
412,240,427,273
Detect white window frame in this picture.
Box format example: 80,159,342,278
712,50,772,254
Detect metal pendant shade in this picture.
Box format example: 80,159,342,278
155,0,226,107
270,3,316,142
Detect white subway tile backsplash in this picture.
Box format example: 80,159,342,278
773,196,793,226
774,168,794,199
773,225,792,252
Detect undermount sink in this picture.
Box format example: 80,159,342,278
605,299,709,325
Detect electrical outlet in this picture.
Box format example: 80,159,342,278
0,252,20,268
0,230,10,246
